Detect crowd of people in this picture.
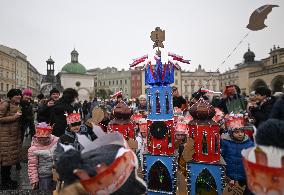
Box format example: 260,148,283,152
0,84,283,194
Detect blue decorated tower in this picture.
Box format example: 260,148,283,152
143,27,177,195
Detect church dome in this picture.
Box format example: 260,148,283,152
243,48,255,63
61,49,87,74
61,62,87,74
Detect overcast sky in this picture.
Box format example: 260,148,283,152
1,0,283,75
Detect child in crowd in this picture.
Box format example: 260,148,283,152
58,111,97,151
136,117,148,167
174,117,188,176
221,114,254,193
28,122,58,190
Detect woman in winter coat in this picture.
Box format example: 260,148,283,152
249,86,276,128
28,122,58,190
0,89,22,189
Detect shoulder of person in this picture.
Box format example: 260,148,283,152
0,100,10,109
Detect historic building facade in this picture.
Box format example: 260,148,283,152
220,45,284,95
131,67,142,99
27,62,41,96
0,45,16,98
181,65,220,97
88,67,132,99
0,44,41,98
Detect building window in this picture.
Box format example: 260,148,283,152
0,70,3,77
120,80,122,85
6,84,9,91
0,83,3,91
113,81,114,85
273,55,278,64
175,80,178,85
125,80,127,84
109,81,111,85
103,81,105,86
116,80,118,85
185,80,187,83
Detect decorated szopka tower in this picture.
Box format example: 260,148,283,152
187,98,226,195
143,27,177,195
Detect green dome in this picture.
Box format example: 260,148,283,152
61,62,87,74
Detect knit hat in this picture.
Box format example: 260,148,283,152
37,93,44,100
7,89,22,99
62,88,78,103
50,88,60,96
255,118,284,149
22,88,32,96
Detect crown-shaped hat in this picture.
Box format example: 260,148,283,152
59,126,147,194
130,113,143,124
242,147,284,194
175,120,188,135
66,111,81,127
138,118,147,133
224,113,245,130
35,122,52,137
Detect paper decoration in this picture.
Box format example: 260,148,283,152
74,148,137,195
66,112,81,126
242,148,284,194
35,122,52,137
150,27,165,49
247,4,279,31
87,108,104,125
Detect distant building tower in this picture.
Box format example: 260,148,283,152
46,56,55,82
40,56,63,96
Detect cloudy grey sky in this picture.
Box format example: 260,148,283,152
1,0,283,74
